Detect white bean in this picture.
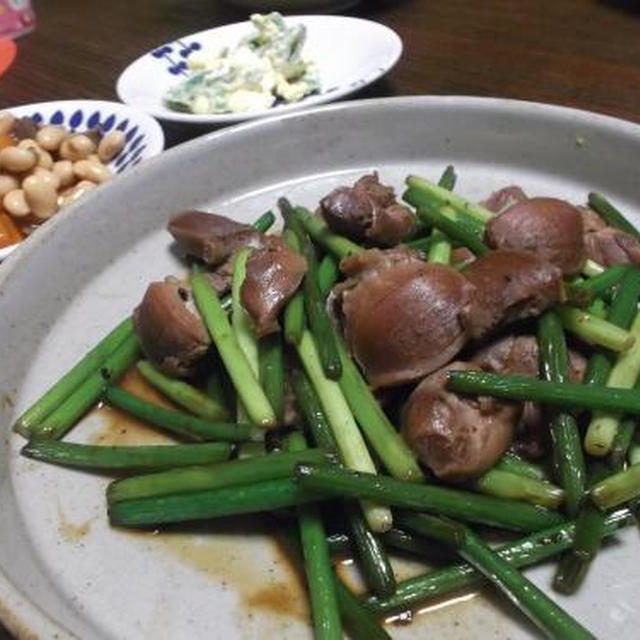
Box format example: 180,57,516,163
74,160,111,184
37,149,54,169
0,112,15,137
35,125,66,152
3,189,31,217
97,131,126,163
17,138,37,149
52,160,75,188
23,174,59,220
66,134,96,161
32,167,61,190
0,146,37,173
0,174,19,198
18,140,54,170
58,180,95,208
58,139,74,161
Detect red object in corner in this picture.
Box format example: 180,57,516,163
0,1,35,40
0,39,17,78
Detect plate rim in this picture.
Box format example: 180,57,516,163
115,14,403,125
2,94,640,638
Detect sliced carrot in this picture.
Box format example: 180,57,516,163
0,133,15,150
0,212,23,248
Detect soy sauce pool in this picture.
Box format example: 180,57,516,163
75,366,528,638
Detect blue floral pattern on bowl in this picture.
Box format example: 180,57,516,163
28,108,148,173
151,40,201,76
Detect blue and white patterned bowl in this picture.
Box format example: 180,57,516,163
116,15,402,126
0,100,164,262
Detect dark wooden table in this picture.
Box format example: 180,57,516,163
1,0,640,637
3,0,640,146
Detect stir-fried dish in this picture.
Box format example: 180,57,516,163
15,166,640,639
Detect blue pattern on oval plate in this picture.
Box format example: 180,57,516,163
151,39,201,76
26,108,150,175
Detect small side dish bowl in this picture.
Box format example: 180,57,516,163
116,15,402,126
0,100,165,262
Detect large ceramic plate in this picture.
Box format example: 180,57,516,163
116,15,402,125
1,96,639,639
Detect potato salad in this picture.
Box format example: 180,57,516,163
165,13,320,115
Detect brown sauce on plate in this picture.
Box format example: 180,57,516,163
56,503,93,544
74,367,494,634
90,367,178,446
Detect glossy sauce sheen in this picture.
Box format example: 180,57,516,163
72,366,506,635
90,368,178,446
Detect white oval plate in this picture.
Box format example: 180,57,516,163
1,97,640,639
116,15,402,125
0,100,164,263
